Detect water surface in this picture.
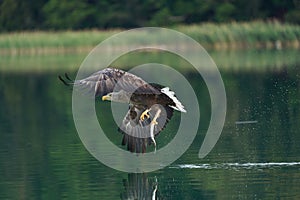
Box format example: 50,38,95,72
0,50,300,199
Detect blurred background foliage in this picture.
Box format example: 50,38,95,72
0,0,299,32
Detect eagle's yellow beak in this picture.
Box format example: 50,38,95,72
102,95,110,101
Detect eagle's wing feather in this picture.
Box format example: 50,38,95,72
59,68,159,97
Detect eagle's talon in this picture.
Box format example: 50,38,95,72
151,119,158,125
140,109,151,121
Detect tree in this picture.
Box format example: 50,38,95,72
0,0,46,31
42,0,96,30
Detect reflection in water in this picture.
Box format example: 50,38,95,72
0,51,300,199
121,173,158,200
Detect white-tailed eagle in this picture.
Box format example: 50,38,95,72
59,68,186,153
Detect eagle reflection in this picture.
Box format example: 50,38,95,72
121,173,159,200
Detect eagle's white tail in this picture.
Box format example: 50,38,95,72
161,87,187,113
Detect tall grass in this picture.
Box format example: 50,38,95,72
0,30,118,55
175,20,300,49
0,21,299,55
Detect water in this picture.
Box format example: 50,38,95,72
0,50,300,199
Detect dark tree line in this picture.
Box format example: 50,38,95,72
0,0,299,32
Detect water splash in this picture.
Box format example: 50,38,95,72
171,162,300,170
235,120,258,125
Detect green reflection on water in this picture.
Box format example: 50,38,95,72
0,51,300,199
0,49,300,73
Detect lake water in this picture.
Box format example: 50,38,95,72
0,49,300,199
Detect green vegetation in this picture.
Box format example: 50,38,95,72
0,21,299,55
0,30,117,54
0,0,299,31
176,21,300,49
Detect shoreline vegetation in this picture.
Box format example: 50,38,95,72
0,21,299,55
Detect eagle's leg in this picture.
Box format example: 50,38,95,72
150,109,161,152
151,108,161,126
140,108,151,121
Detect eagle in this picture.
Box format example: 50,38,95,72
59,67,186,153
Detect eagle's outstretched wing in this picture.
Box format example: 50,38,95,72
58,67,159,98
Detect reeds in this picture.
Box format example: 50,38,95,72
175,20,300,49
0,30,118,55
0,21,299,55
